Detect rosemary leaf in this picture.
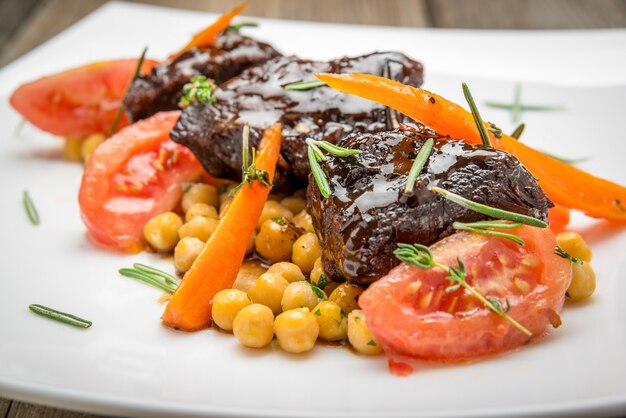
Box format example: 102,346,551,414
228,21,259,31
308,146,331,198
404,138,434,194
119,268,178,293
485,102,566,112
110,47,147,135
23,190,40,226
29,304,92,329
511,123,525,140
284,80,327,91
133,263,180,286
314,140,360,157
452,222,525,245
512,84,522,124
541,150,590,165
462,82,491,147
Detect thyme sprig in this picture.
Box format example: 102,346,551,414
29,304,92,329
110,47,147,135
307,139,360,198
178,75,217,108
404,138,434,194
431,186,548,228
119,263,180,293
453,221,525,245
555,246,583,265
22,190,39,226
228,21,259,31
229,125,273,197
462,82,492,147
511,123,525,140
394,243,531,336
485,84,565,123
284,80,327,91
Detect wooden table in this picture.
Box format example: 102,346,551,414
1,0,624,416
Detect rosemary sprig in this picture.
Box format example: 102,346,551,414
229,124,273,197
485,102,566,112
29,304,92,329
119,263,179,293
110,47,148,135
23,190,40,226
307,139,360,198
228,21,259,31
462,82,491,147
512,84,522,124
394,243,531,336
541,150,590,165
453,221,525,245
511,123,525,140
555,246,583,265
178,75,217,108
431,186,548,228
284,80,327,91
404,138,434,194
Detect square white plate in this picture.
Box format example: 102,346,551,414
1,2,625,417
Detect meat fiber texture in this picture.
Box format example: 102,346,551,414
170,52,424,190
306,125,552,285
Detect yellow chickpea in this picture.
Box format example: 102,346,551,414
178,216,218,242
567,262,596,302
313,301,347,341
181,183,218,212
174,237,204,272
281,281,325,312
292,232,322,274
557,232,592,262
232,261,267,293
329,283,364,314
348,310,382,355
218,183,236,205
310,257,326,287
233,304,274,348
267,262,305,283
219,199,231,216
185,202,219,222
280,197,307,215
257,201,294,229
291,210,315,234
248,272,290,314
274,308,319,354
212,289,253,332
246,233,256,256
81,133,106,163
63,136,83,162
255,218,301,263
143,212,182,252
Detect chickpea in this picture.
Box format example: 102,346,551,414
329,283,364,314
313,301,347,341
310,257,327,288
280,197,307,215
219,199,230,216
281,281,324,312
274,308,319,354
268,193,285,202
292,232,322,274
218,183,236,205
323,281,340,296
181,183,218,212
246,233,255,256
143,212,182,252
185,202,218,222
347,310,382,355
174,237,204,272
255,218,301,263
178,216,218,242
291,210,315,234
257,201,294,229
267,262,305,283
567,262,596,302
212,289,253,331
248,272,289,314
81,133,106,163
233,304,274,348
232,260,267,293
557,232,592,262
63,136,83,162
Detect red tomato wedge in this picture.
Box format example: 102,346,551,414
10,58,157,137
78,111,204,252
359,226,571,369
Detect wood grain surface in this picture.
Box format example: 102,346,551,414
1,0,625,416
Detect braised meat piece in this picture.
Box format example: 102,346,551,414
307,124,553,285
124,30,281,121
170,52,424,190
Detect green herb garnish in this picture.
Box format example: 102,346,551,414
453,221,524,245
228,21,259,31
511,123,525,140
272,217,287,226
394,243,531,336
284,80,327,91
404,138,434,194
462,82,492,147
110,47,148,135
555,246,583,265
317,274,328,290
540,150,590,165
367,339,377,346
23,190,40,226
119,263,180,293
229,125,273,197
314,309,321,316
307,139,360,198
431,187,548,228
310,284,325,299
178,75,217,108
485,84,565,123
29,304,92,329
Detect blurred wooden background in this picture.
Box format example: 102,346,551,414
0,0,625,416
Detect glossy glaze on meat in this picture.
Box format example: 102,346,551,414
307,125,553,285
124,30,281,121
170,52,424,190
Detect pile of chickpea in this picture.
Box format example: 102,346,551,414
141,181,383,355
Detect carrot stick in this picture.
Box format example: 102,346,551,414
315,73,626,223
161,124,282,331
171,2,248,59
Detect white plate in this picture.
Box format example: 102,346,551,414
1,3,625,417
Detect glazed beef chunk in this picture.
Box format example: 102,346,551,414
170,52,424,190
124,30,281,121
307,124,553,285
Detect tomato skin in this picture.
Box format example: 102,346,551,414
78,111,205,252
359,226,571,363
10,58,157,137
548,204,571,234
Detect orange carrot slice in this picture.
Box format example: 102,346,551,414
171,2,248,58
316,73,626,223
161,124,282,331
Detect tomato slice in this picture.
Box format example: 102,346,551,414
78,111,204,252
359,226,572,368
10,58,158,137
